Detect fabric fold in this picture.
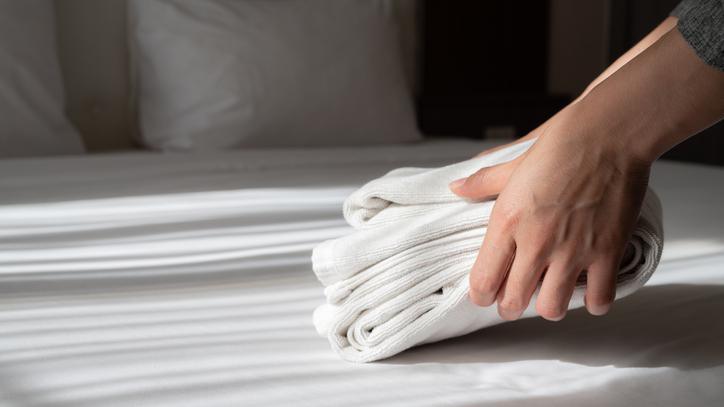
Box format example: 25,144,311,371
312,140,664,363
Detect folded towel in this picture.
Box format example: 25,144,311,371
312,140,664,363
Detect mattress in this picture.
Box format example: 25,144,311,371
1,140,723,407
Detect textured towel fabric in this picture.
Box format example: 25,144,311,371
312,140,665,363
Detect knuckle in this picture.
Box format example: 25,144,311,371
470,168,489,185
470,272,498,295
499,296,526,312
595,234,625,254
551,254,583,275
495,210,520,231
468,289,490,307
561,263,584,278
532,214,558,233
524,241,552,263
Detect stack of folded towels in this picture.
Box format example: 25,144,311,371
312,140,664,363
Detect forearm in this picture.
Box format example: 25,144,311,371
576,17,679,102
571,26,724,163
518,18,679,144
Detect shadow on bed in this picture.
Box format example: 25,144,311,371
385,283,724,370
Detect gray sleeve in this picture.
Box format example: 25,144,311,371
671,0,724,70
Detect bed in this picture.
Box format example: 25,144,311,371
1,140,723,407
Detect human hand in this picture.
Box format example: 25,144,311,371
450,104,652,321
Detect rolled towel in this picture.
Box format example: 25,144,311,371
312,140,664,363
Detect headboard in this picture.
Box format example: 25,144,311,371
53,0,420,152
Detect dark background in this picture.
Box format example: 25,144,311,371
419,0,724,166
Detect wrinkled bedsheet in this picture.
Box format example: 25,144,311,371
1,141,723,407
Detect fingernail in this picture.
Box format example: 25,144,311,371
449,178,466,190
588,303,611,316
546,312,566,322
498,305,524,321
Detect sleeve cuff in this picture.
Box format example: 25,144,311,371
671,0,724,70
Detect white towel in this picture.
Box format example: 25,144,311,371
312,140,664,363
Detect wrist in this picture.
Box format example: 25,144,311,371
572,92,663,165
546,97,659,170
562,27,724,165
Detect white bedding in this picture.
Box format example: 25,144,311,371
313,140,664,362
1,140,723,406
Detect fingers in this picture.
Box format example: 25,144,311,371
468,221,516,307
496,254,620,321
498,239,549,321
584,257,619,316
535,259,582,321
450,158,518,201
496,248,547,320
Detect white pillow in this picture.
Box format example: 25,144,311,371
0,0,84,158
129,0,421,151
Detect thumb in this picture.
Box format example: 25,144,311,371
449,158,518,200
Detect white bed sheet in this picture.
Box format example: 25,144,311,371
1,140,723,407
